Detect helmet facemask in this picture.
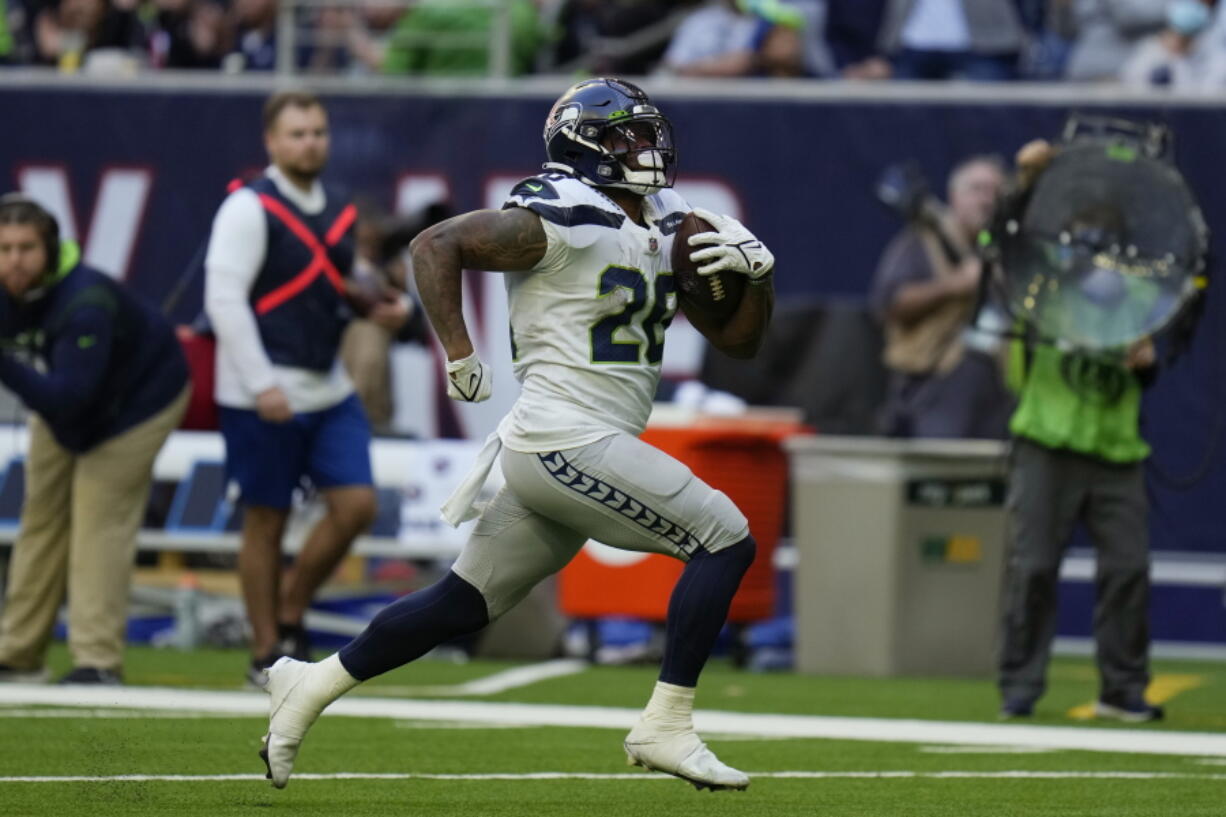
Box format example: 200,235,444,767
598,117,676,195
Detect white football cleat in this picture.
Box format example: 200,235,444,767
260,657,324,789
624,726,750,792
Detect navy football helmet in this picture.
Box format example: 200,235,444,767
543,78,677,195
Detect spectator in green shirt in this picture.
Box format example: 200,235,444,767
382,0,544,76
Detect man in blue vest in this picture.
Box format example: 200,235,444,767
0,195,190,684
205,91,409,687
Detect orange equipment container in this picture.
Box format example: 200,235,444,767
559,416,811,623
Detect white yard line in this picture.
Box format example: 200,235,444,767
3,684,1226,757
918,746,1057,754
1,771,1225,784
391,719,528,730
0,708,232,719
366,659,588,697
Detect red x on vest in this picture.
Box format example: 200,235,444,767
252,193,356,316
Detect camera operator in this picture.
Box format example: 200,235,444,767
870,155,1013,439
996,139,1165,722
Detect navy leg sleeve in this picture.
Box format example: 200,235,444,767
339,570,489,681
659,537,756,687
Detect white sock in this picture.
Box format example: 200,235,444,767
305,653,361,707
637,681,696,733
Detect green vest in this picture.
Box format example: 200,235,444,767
1007,340,1149,463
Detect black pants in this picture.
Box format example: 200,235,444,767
998,439,1151,703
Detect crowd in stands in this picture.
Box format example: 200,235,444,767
2,0,1226,88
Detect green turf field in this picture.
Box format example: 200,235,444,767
1,645,1223,816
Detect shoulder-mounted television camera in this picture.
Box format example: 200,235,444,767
875,161,967,266
982,115,1210,352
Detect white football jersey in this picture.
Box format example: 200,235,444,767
496,172,691,453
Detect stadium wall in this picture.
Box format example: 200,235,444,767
1,76,1224,576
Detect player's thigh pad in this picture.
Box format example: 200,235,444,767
500,433,749,560
452,484,587,620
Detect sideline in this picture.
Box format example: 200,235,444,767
3,683,1226,756
2,770,1226,784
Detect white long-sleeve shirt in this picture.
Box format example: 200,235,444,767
204,165,352,412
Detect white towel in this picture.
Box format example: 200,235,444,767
439,431,502,527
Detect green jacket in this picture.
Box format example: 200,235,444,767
1007,339,1150,463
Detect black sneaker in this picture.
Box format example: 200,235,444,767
0,664,51,683
999,698,1035,719
1095,695,1164,723
277,622,312,662
58,667,122,685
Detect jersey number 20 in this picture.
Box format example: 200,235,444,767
590,266,675,365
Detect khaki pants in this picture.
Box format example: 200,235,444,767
0,386,190,672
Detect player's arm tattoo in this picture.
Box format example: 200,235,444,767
409,208,547,360
455,207,548,272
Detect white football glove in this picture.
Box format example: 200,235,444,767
445,352,492,403
687,207,775,281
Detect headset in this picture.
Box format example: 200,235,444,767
0,195,63,432
0,193,61,280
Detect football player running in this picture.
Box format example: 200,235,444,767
260,78,776,792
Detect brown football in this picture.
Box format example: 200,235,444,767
671,212,745,323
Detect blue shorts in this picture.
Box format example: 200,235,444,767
220,394,373,509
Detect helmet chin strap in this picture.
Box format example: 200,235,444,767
610,150,668,195
612,179,664,196
544,142,669,195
